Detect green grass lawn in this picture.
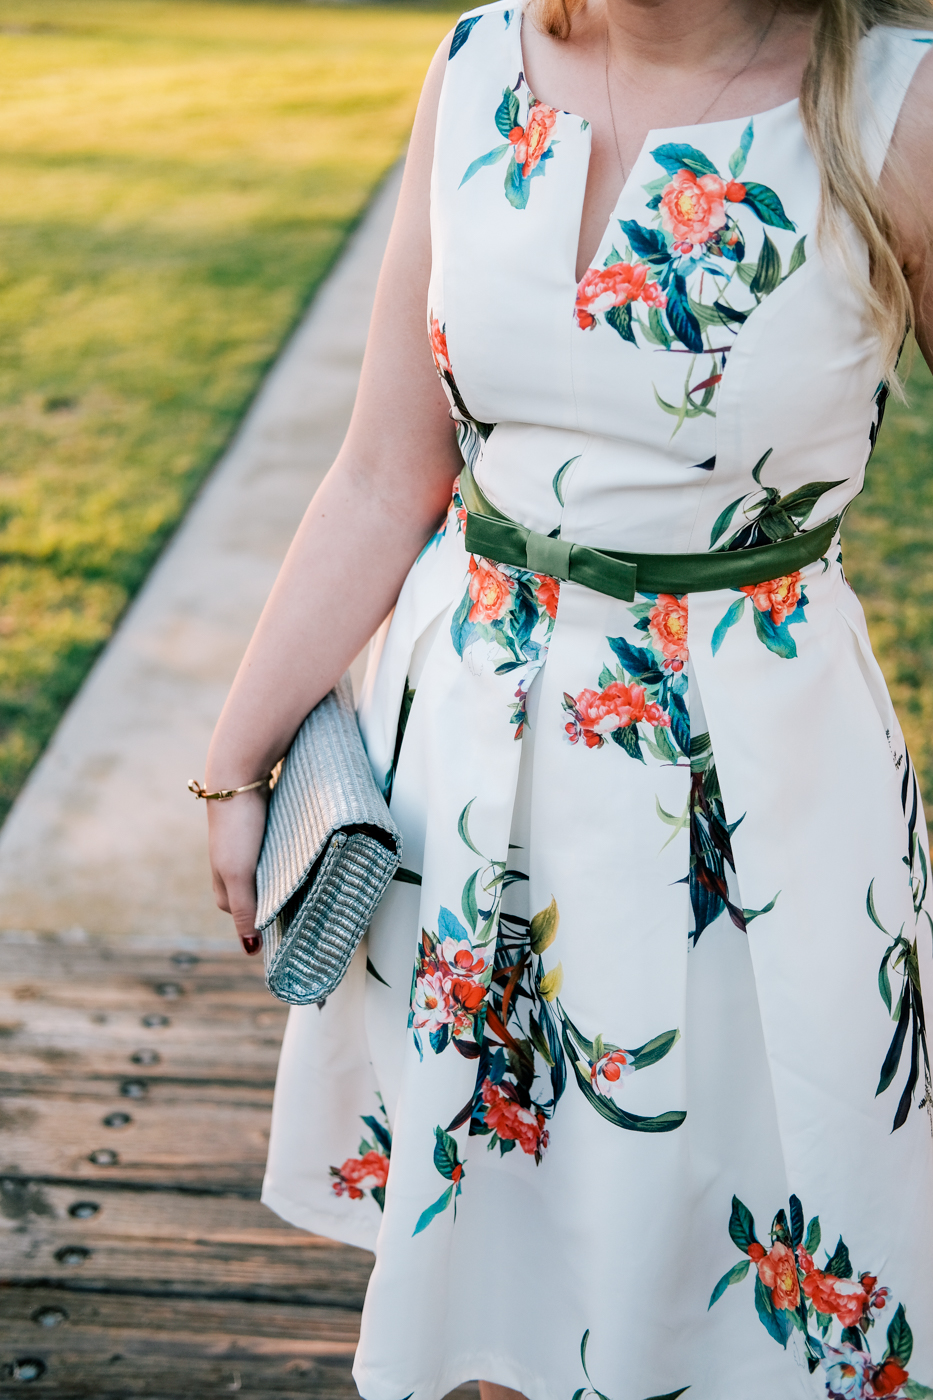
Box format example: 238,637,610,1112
0,0,457,822
844,354,933,805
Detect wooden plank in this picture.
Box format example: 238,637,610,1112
0,938,482,1398
0,941,287,1088
0,1292,480,1398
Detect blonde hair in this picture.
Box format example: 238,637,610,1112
532,0,933,385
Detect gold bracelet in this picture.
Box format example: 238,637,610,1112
187,774,272,802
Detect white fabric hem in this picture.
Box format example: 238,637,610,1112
353,1354,556,1400
260,1181,378,1255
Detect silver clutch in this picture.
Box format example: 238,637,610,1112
254,673,402,1005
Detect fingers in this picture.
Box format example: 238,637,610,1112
205,791,267,956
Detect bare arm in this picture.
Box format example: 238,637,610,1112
205,34,459,949
883,45,933,368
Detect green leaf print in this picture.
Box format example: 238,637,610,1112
804,1214,821,1255
787,236,807,276
708,1257,751,1308
823,1236,853,1279
904,1383,933,1399
433,1125,461,1180
728,119,754,177
495,87,520,138
457,799,484,857
750,232,782,297
728,1195,760,1253
575,1329,690,1400
552,455,579,506
605,302,636,344
886,1303,913,1365
709,495,746,548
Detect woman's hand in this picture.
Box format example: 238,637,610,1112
207,790,268,954
202,32,460,950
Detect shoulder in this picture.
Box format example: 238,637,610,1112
445,1,520,64
875,30,933,292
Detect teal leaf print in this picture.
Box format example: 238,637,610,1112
754,1270,791,1346
711,597,745,654
650,141,719,177
618,219,670,266
708,1257,751,1308
743,892,780,924
449,14,481,58
752,602,805,659
412,1183,453,1234
412,1126,464,1235
739,180,796,230
438,906,471,943
460,143,510,186
552,455,579,505
788,1195,804,1248
663,272,703,354
728,118,754,178
804,1214,821,1255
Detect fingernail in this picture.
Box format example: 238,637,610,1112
242,934,262,956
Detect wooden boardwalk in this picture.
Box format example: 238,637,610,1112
0,932,479,1398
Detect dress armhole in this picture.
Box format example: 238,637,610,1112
858,25,933,182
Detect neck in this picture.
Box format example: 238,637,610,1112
577,0,789,71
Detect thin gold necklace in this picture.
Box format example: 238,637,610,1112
604,2,781,183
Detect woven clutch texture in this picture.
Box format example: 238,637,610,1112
254,673,402,1005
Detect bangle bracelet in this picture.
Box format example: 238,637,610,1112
187,774,272,802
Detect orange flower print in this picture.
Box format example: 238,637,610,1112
659,168,728,253
740,571,803,626
331,1149,389,1201
481,1077,549,1157
590,1047,634,1093
508,100,558,178
535,573,560,620
574,260,667,330
564,681,670,749
648,593,688,672
429,314,451,376
800,1263,870,1328
748,1240,800,1310
467,555,514,624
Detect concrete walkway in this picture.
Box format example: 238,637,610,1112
0,162,402,941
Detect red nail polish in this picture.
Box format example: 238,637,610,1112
242,934,262,956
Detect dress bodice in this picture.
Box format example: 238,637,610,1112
428,7,932,554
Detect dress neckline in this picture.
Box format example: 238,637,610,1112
509,7,800,283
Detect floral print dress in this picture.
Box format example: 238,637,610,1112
262,10,933,1400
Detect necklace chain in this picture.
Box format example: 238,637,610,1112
604,3,780,184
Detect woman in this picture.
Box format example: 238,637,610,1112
203,0,933,1393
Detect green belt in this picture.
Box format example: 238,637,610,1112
459,463,840,602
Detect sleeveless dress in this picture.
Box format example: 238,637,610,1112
262,11,933,1399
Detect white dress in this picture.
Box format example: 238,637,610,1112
262,10,933,1399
